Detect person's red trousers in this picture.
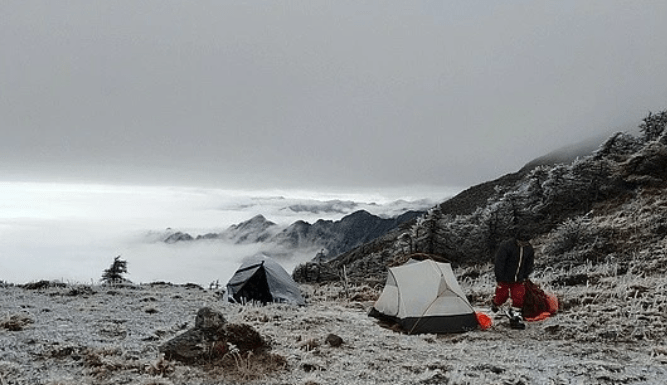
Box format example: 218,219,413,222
492,281,526,308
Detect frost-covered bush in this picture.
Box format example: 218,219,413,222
639,110,667,143
398,146,629,266
594,132,643,161
542,214,623,265
543,216,592,256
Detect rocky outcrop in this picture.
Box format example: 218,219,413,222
159,307,268,363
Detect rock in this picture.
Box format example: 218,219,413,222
194,307,226,331
159,307,268,363
224,323,267,353
325,333,344,347
159,328,208,362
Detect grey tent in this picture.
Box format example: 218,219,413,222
369,259,478,333
226,253,305,306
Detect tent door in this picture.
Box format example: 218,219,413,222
234,268,273,304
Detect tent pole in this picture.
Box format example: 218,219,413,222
343,265,350,300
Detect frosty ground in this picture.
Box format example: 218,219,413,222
2,267,667,385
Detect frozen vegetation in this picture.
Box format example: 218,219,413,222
1,270,667,384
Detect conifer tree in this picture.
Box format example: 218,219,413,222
639,111,667,142
102,255,128,284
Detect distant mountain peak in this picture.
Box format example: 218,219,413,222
162,208,426,261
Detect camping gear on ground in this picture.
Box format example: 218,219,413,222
475,312,493,330
503,308,526,330
522,279,558,321
226,253,306,306
369,259,478,334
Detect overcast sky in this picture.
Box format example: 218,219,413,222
1,1,666,192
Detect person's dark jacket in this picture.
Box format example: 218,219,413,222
494,238,534,283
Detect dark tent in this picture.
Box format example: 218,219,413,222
226,253,306,306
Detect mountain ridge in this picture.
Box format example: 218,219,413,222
294,110,667,285
163,209,425,261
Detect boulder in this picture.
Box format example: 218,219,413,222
159,307,268,363
325,333,344,347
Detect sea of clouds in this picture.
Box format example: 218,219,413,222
0,182,458,287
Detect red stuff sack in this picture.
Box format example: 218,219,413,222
475,312,493,330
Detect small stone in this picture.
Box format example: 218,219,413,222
325,333,344,347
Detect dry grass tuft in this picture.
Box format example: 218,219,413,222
203,351,288,382
0,313,34,331
145,355,175,377
83,347,133,378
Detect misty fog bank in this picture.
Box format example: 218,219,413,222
0,182,451,286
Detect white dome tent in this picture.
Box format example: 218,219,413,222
369,259,478,334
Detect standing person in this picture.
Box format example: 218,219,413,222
491,231,535,329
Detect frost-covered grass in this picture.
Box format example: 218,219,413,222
1,278,666,385
461,260,667,344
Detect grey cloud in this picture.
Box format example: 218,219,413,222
1,1,666,190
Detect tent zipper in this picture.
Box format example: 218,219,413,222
514,246,524,282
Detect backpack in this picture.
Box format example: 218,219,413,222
522,279,557,319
